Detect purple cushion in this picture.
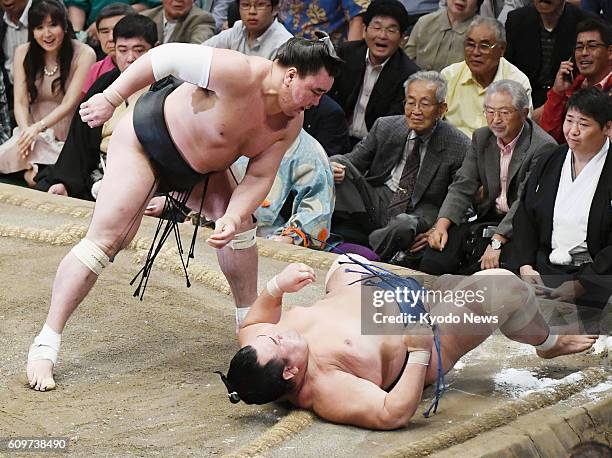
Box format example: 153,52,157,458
335,242,380,261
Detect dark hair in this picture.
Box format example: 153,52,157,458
95,2,136,29
112,14,158,46
576,17,612,47
25,0,74,104
363,0,409,35
226,345,293,405
566,87,612,129
275,35,344,78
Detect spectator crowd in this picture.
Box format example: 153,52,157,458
0,0,610,318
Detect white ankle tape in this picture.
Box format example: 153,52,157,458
408,350,431,366
28,324,61,365
534,333,558,351
71,238,110,275
266,275,284,298
235,306,251,326
228,228,257,250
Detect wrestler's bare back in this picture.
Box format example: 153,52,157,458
137,58,301,174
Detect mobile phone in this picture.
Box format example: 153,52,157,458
563,55,576,83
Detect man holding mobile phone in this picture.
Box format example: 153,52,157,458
540,18,612,143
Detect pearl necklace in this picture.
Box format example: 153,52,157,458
43,65,58,77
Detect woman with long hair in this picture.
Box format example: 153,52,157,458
0,0,95,185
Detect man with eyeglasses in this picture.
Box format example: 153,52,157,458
328,0,419,148
203,0,292,59
540,18,612,144
441,16,532,138
421,80,557,276
141,0,215,44
505,0,593,108
330,71,469,264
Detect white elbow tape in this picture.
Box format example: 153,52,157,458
228,227,257,250
266,275,284,298
28,324,61,365
534,333,558,351
71,238,110,276
149,43,212,88
408,350,431,366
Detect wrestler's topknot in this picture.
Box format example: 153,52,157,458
226,345,293,405
275,35,344,78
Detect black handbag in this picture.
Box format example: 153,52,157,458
461,222,499,273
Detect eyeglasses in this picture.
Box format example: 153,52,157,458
405,100,439,111
367,24,401,36
574,42,607,53
464,41,498,54
239,1,271,10
484,106,517,119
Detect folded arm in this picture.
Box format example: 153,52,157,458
313,362,428,430
314,331,433,430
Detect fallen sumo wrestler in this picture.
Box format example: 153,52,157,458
26,34,344,391
217,254,598,430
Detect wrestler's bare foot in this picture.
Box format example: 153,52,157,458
26,360,56,391
536,334,599,359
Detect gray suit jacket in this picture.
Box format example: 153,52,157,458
331,116,470,227
141,5,215,44
438,119,558,237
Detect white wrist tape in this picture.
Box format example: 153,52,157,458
71,238,110,275
534,333,558,351
408,350,431,366
266,275,284,298
235,306,251,326
149,43,212,88
28,324,61,365
102,86,124,107
228,227,257,250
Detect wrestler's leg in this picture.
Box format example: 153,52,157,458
443,270,597,360
189,170,257,324
27,113,157,391
324,254,374,294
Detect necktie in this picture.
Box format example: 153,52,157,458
387,136,422,219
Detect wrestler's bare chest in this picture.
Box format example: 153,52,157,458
163,84,292,172
284,299,406,387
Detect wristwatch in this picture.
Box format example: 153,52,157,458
490,239,503,250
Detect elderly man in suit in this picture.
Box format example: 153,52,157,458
330,71,470,263
422,79,558,275
328,0,420,148
141,0,215,44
